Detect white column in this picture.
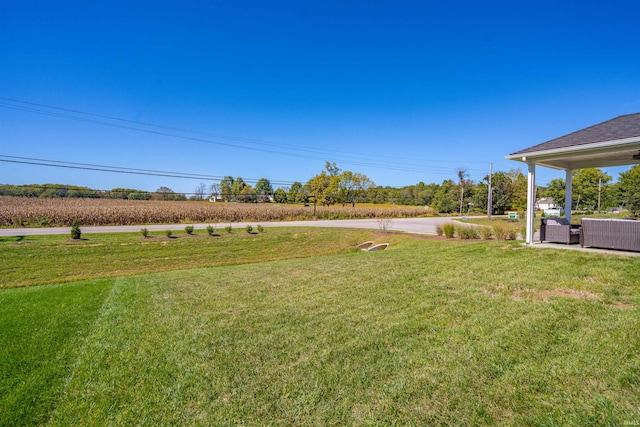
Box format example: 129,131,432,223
526,161,536,245
565,169,572,223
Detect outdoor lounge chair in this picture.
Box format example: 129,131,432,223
540,218,580,244
580,218,640,252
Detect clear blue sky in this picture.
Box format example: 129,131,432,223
1,1,639,194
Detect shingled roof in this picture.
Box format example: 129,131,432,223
509,112,640,156
505,112,640,170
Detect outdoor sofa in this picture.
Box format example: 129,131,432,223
580,218,640,252
539,217,580,244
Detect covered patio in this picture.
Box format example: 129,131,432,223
505,112,640,245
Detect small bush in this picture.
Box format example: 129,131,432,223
435,224,444,236
479,226,493,240
443,223,456,238
455,225,480,239
492,223,508,240
520,226,527,241
70,219,82,240
507,227,519,240
225,225,233,233
206,225,215,235
165,229,173,238
140,228,149,238
492,223,520,240
257,225,264,233
185,225,194,235
246,225,253,233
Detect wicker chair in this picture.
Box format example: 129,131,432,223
540,218,581,244
580,218,640,252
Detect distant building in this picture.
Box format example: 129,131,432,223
209,196,223,203
536,197,559,210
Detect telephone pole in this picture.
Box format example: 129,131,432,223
597,178,602,212
487,163,493,220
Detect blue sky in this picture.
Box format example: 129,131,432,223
1,1,639,194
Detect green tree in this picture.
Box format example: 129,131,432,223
338,171,375,207
541,178,566,209
240,185,257,203
618,165,640,216
231,177,246,201
432,180,457,213
255,178,273,202
456,169,470,215
572,168,612,211
274,188,288,203
306,171,332,206
509,169,528,212
220,176,234,202
287,181,304,203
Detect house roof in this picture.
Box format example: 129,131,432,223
536,197,555,204
505,113,640,170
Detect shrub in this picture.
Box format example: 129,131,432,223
70,219,82,239
507,227,519,240
455,225,480,239
246,225,253,233
443,223,456,238
492,223,520,240
435,224,444,236
480,226,493,240
165,229,173,238
206,225,215,235
140,228,149,238
185,225,194,235
492,223,508,240
257,224,264,233
520,226,527,241
225,225,233,233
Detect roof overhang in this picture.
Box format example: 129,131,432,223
505,136,640,170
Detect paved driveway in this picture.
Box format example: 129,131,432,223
0,216,476,236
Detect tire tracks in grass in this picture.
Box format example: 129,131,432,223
47,278,124,425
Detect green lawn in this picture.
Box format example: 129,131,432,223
1,229,639,425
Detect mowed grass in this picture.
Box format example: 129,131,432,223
1,230,640,425
0,228,386,288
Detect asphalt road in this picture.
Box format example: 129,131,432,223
0,216,481,237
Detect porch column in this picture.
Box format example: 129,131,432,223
564,169,572,223
526,160,536,245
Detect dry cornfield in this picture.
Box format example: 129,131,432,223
0,196,429,227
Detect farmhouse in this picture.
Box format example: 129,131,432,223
535,197,558,210
506,112,640,244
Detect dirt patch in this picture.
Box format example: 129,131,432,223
532,289,600,301
488,287,634,310
606,302,634,310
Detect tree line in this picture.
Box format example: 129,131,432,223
2,163,639,215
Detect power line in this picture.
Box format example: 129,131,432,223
0,97,495,175
0,155,296,185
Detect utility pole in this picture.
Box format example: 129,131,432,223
597,178,602,212
487,163,493,220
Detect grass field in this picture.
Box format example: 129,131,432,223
1,228,640,425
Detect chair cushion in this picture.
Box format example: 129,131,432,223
546,218,569,226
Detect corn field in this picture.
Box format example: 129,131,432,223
0,197,429,227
